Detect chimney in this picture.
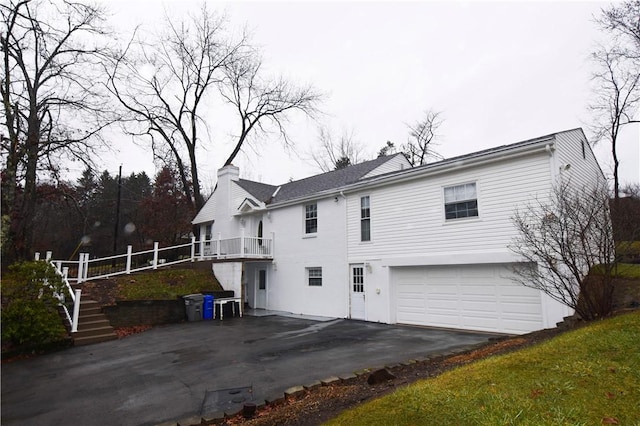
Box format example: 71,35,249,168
217,164,240,183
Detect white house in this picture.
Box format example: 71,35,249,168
192,128,605,334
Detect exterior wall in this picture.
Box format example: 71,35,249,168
265,196,348,318
345,150,555,323
212,262,243,298
363,154,411,178
347,150,553,261
553,128,606,189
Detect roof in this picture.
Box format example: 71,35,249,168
235,154,402,204
227,128,584,211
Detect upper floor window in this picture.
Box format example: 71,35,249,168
305,203,318,234
360,196,371,241
444,183,478,220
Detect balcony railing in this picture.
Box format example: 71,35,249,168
198,232,274,260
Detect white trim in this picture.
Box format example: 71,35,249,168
381,250,521,267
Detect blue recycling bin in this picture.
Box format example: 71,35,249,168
203,294,214,320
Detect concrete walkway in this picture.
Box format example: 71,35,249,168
1,314,492,426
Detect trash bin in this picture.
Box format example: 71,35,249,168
203,294,214,320
183,294,204,321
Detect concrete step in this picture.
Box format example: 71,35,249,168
78,313,108,322
77,318,112,330
73,333,118,346
73,326,116,339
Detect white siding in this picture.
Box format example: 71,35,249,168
346,150,553,261
553,129,606,190
363,154,411,178
265,196,348,318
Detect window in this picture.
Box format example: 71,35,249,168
204,224,212,246
360,196,371,241
257,220,263,246
305,203,317,234
444,183,478,220
307,267,322,286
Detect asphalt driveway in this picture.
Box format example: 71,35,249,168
1,314,491,425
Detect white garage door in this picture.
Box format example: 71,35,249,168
394,264,543,334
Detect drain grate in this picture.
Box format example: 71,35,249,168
201,386,253,415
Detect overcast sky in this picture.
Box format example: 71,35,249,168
101,0,639,191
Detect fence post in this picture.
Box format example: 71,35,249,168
63,267,69,280
153,242,159,269
71,289,82,333
46,251,52,261
34,252,40,261
56,261,63,273
126,245,132,274
199,233,205,261
191,236,196,262
77,253,85,284
83,253,89,282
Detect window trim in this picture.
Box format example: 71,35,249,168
304,203,318,235
360,195,371,242
443,182,479,221
307,267,322,287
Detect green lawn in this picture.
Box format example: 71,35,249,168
328,312,640,426
114,268,223,300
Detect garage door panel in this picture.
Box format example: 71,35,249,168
394,264,543,334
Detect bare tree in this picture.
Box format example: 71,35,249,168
220,55,322,166
402,110,444,167
590,2,640,200
107,5,242,211
1,0,113,262
310,126,365,172
509,181,617,320
596,0,640,60
589,47,640,199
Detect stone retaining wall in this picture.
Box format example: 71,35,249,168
103,291,238,327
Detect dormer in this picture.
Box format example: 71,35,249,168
236,197,265,215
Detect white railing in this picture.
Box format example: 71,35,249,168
35,252,81,333
39,232,274,284
197,231,274,260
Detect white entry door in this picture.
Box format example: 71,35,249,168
256,269,267,309
350,265,365,320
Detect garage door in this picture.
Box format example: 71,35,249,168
394,264,543,334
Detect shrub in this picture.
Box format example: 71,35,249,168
1,261,68,348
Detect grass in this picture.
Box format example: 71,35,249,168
114,268,223,300
612,263,640,279
327,311,640,426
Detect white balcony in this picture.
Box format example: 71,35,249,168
199,234,273,260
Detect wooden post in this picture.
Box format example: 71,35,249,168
191,236,196,262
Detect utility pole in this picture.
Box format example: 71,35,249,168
112,165,122,267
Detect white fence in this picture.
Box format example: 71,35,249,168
41,232,274,284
